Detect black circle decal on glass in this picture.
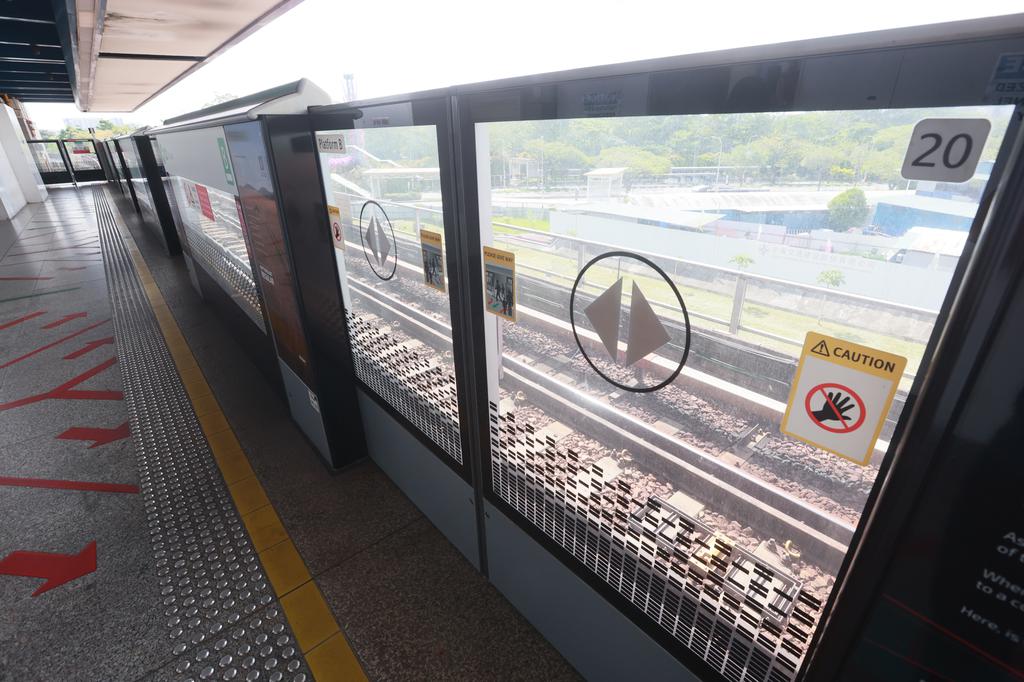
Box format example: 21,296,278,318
569,251,690,393
358,200,398,281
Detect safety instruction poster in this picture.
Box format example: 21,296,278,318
182,181,199,211
483,246,516,322
420,229,445,292
327,205,345,251
195,184,214,221
781,332,906,466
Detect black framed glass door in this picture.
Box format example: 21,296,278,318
63,139,106,182
452,35,1024,682
309,97,475,482
27,139,73,184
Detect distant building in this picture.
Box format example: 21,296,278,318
507,156,541,185
361,167,441,197
584,167,626,200
893,226,969,270
872,194,977,235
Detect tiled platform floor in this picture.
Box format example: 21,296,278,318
112,185,580,681
0,189,170,681
0,185,579,681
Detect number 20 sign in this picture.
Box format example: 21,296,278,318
901,118,991,183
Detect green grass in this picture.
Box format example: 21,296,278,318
493,215,550,234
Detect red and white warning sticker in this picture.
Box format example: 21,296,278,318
781,332,906,466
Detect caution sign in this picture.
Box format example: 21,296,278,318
483,246,516,322
327,205,344,251
781,332,906,466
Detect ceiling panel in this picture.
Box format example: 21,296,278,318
100,0,284,57
90,57,193,110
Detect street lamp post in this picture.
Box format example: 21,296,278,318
710,135,724,186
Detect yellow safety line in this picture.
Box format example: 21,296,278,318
108,192,367,682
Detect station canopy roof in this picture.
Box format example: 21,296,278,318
0,0,303,111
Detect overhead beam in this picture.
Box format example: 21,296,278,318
0,39,62,48
1,84,73,92
0,73,69,82
98,52,204,62
0,22,62,45
1,62,71,74
0,56,64,65
0,44,66,60
0,15,56,26
0,1,54,23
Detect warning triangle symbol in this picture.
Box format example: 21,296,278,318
811,339,830,357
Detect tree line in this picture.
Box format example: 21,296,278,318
38,119,140,141
480,107,1008,187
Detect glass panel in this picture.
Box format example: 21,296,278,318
317,125,462,464
167,175,266,331
28,142,67,174
105,142,121,180
120,139,156,217
65,140,101,171
476,106,1013,679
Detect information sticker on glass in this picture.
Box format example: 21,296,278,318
316,132,347,155
420,229,445,292
216,137,235,188
483,246,516,322
901,118,991,183
195,184,215,221
327,205,345,251
184,181,198,210
781,332,906,466
985,52,1024,105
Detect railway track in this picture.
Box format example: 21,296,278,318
345,261,858,571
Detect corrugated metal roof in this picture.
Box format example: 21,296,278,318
875,193,980,218
565,203,724,229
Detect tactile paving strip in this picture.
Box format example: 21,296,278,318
94,189,310,682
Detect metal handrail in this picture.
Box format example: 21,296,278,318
362,195,939,316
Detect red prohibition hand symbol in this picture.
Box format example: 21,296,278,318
805,382,866,433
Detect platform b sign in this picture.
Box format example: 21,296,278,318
781,332,906,466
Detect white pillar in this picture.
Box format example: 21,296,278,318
0,104,47,204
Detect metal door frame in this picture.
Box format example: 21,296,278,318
447,20,1024,682
61,138,106,182
27,139,74,185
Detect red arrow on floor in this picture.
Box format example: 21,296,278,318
0,541,97,596
42,312,87,329
0,310,46,331
63,336,115,360
57,422,130,448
